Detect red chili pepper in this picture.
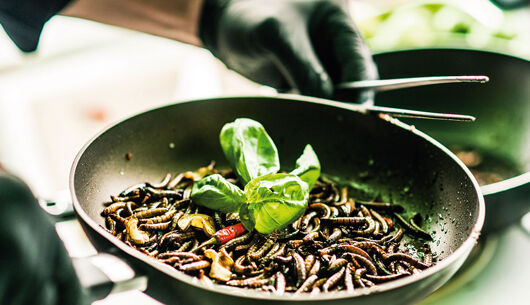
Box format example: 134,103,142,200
383,217,393,228
195,223,247,251
216,223,247,244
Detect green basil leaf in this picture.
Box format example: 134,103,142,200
191,174,245,213
238,203,254,232
220,118,280,185
241,173,309,234
290,144,320,190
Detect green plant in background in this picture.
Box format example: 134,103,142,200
192,118,320,234
357,0,529,59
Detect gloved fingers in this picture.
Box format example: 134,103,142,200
309,2,378,103
253,17,334,98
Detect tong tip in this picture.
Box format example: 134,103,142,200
459,76,489,83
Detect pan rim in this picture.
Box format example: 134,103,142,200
70,94,485,301
481,172,530,195
374,46,530,66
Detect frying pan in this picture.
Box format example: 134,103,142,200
70,95,484,304
373,48,530,232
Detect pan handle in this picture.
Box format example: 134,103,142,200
71,253,148,302
38,189,75,219
38,191,149,301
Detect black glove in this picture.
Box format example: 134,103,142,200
0,172,86,305
199,0,378,103
0,0,71,52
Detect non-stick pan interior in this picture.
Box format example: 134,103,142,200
71,96,483,303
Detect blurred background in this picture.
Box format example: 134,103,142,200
0,0,529,304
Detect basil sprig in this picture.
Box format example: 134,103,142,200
191,118,320,234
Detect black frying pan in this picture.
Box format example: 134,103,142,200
70,95,484,304
373,49,530,232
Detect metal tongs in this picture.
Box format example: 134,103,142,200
337,75,489,91
334,75,489,121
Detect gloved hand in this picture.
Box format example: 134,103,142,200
0,171,86,305
0,0,71,52
199,0,378,103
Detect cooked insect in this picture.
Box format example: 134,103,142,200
295,274,319,294
322,267,346,292
179,260,211,272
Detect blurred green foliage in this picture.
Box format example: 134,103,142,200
358,0,530,59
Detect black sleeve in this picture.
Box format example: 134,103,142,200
0,173,87,305
0,0,72,52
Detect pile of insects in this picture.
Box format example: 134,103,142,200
101,118,435,294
